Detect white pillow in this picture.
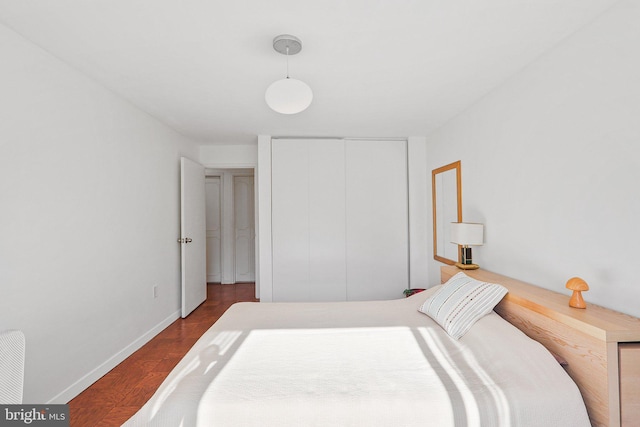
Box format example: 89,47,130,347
418,272,508,339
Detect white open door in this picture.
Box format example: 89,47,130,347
180,157,206,318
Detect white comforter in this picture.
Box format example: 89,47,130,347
123,289,590,426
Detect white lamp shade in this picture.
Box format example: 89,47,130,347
265,77,313,114
450,222,484,246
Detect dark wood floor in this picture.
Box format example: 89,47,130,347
68,283,258,427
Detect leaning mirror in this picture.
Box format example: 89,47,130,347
432,161,462,265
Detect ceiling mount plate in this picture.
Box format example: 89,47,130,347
273,34,302,55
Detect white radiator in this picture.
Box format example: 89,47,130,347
0,330,25,404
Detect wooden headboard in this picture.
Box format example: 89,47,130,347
441,265,640,427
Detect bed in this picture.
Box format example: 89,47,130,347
123,270,593,427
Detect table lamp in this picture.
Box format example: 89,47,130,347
450,222,484,270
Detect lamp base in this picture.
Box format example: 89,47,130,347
455,262,479,270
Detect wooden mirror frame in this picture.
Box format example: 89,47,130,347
432,161,462,265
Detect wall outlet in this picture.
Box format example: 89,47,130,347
153,285,158,299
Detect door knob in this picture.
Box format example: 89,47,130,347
177,238,193,243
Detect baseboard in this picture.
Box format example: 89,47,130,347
48,309,181,404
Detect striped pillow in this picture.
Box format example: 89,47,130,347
419,272,508,339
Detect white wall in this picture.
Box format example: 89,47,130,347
0,24,198,403
425,0,640,317
199,143,257,168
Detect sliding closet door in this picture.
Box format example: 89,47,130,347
345,140,408,300
308,140,347,299
271,139,346,301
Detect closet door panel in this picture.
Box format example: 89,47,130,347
308,140,347,300
205,177,222,283
271,140,310,301
345,140,409,301
271,139,346,302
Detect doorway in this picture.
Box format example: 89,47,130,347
205,168,255,284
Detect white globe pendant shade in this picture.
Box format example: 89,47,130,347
265,77,313,114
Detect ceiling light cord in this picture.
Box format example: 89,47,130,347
286,46,290,79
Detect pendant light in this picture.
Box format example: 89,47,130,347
265,34,313,114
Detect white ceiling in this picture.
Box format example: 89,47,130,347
0,0,618,144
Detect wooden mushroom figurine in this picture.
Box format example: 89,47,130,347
566,277,589,309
